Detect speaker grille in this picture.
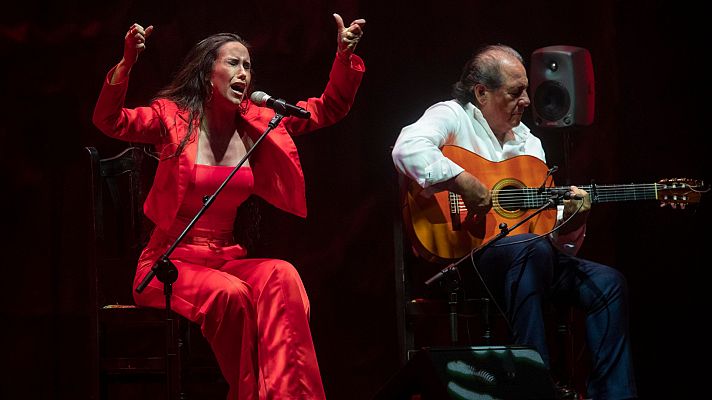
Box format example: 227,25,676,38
530,45,595,128
533,80,571,123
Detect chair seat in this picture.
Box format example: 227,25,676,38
406,297,489,318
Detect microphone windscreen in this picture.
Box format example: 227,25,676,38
250,91,269,105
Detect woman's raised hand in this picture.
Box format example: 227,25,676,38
333,14,365,55
123,23,154,67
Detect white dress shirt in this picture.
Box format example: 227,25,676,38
392,99,584,254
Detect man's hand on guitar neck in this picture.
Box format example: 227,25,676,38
560,185,591,232
433,171,492,222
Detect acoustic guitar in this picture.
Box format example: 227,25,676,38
402,145,706,262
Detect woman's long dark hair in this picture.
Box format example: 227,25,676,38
155,33,251,158
155,33,261,250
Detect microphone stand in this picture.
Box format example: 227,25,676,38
424,194,561,345
134,112,285,399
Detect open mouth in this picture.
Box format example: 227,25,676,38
230,82,246,97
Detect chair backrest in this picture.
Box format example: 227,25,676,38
393,168,497,362
86,146,156,307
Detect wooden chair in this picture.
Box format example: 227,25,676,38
86,146,226,400
391,171,501,364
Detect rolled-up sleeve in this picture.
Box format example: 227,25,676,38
92,64,164,144
392,102,465,188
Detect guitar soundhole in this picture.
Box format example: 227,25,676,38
492,180,526,219
498,185,521,212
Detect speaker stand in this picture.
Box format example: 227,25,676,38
563,130,571,185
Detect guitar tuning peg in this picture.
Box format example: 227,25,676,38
670,203,677,209
659,202,667,208
680,203,686,210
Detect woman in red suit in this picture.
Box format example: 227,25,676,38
93,14,365,400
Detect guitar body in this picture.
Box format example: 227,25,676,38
403,145,557,262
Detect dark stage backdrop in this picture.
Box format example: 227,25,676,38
1,1,709,399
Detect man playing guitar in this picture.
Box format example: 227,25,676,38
392,45,637,400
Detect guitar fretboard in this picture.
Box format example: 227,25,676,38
453,183,666,211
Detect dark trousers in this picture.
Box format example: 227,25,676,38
474,233,637,400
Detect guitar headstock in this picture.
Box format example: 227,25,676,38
658,178,709,209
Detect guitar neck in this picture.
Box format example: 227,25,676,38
576,183,660,204
495,183,661,209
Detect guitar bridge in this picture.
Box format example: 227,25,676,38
449,191,462,231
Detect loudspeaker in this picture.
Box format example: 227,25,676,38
530,45,595,128
374,346,555,400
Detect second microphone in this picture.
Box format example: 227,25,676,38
250,91,311,119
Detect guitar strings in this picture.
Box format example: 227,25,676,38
453,184,665,210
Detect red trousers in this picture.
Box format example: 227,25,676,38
133,231,326,400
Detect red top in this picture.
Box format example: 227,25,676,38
171,165,254,240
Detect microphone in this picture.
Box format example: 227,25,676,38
425,264,458,286
551,188,584,200
562,191,584,200
250,91,311,119
537,165,558,194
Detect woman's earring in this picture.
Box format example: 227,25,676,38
206,82,214,102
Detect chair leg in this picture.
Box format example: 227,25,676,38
480,297,491,345
167,314,181,400
553,306,576,386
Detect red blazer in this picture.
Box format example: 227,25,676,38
93,54,365,232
